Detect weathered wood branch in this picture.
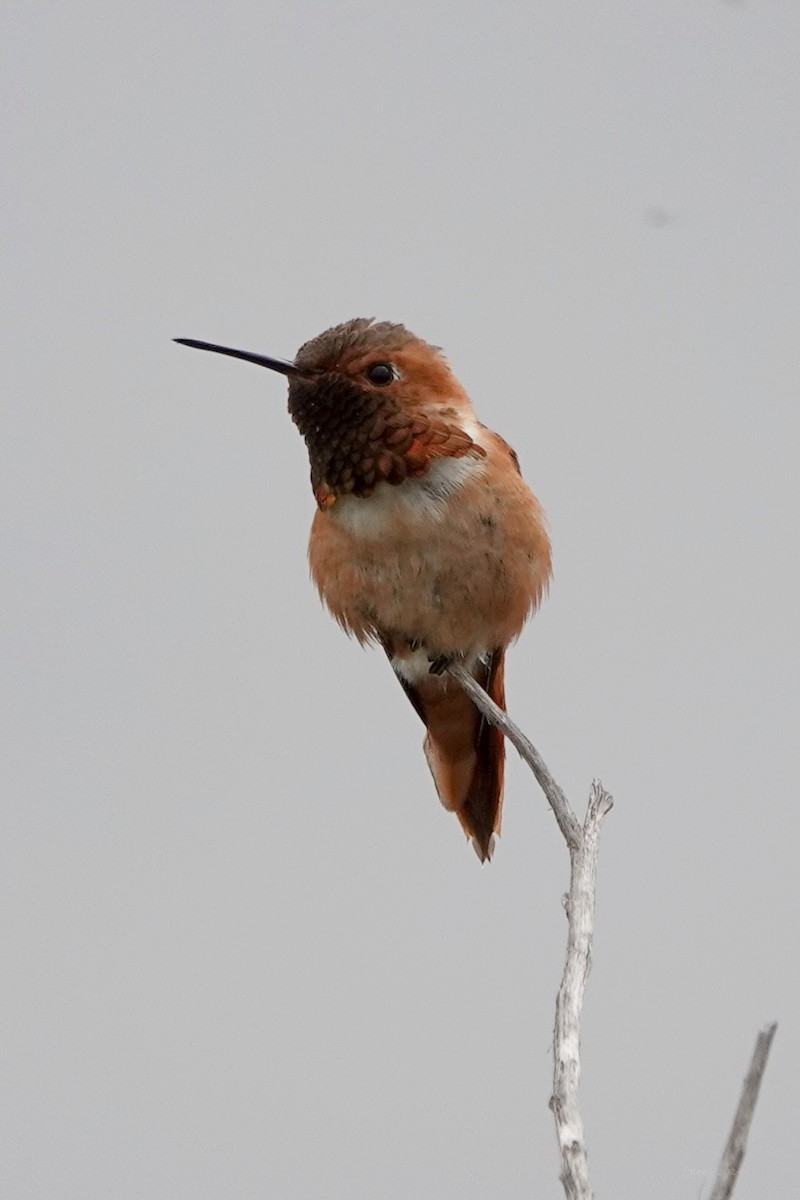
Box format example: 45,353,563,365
448,665,775,1199
448,663,613,1200
549,778,613,1200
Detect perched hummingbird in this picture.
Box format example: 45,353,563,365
176,318,551,861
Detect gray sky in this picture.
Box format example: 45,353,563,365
3,2,798,1197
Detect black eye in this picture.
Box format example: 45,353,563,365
365,362,396,386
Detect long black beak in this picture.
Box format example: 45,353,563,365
174,338,302,377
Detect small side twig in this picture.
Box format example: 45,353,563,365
447,663,581,848
708,1023,778,1200
448,662,613,1200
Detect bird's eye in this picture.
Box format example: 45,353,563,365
365,362,396,386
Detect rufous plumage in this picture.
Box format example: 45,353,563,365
176,318,551,860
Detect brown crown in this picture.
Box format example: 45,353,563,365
294,317,417,374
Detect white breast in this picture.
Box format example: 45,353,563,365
331,452,484,539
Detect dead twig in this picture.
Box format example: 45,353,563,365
708,1023,778,1200
448,663,613,1200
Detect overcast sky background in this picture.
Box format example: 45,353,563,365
3,3,799,1197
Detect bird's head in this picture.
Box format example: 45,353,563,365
176,317,480,507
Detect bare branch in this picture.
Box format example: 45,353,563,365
549,779,613,1200
708,1023,778,1200
448,664,613,1200
448,664,775,1198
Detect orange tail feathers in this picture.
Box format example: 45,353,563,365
402,650,506,862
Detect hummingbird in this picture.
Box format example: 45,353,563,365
176,318,551,861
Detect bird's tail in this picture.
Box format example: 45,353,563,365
400,649,506,862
